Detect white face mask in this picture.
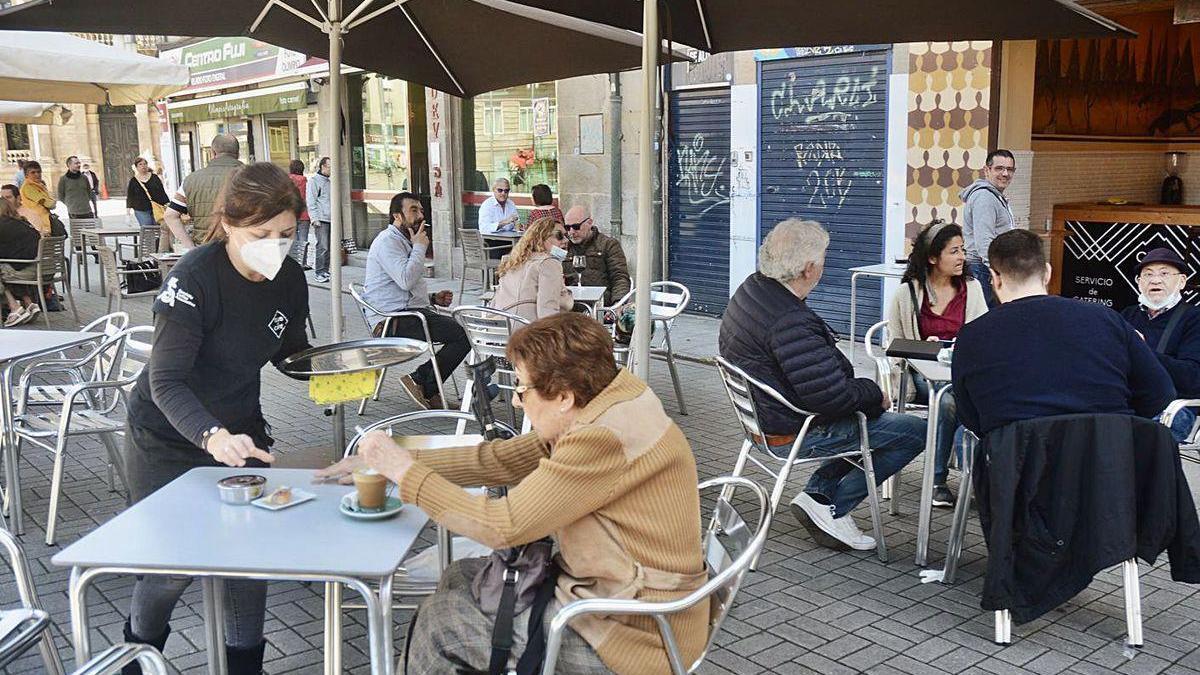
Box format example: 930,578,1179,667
239,237,293,280
549,245,568,262
1140,290,1182,313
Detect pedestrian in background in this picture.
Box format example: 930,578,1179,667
58,155,95,220
13,159,25,188
306,156,332,282
82,161,100,215
288,159,311,268
127,157,170,230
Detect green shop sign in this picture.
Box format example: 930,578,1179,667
169,89,306,123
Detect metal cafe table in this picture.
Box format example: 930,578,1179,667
848,262,907,360
0,328,100,534
905,357,953,568
54,467,429,675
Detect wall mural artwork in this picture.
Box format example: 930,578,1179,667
905,41,992,241
1033,11,1200,140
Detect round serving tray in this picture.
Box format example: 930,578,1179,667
279,338,427,378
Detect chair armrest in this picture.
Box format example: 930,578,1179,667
0,257,35,265
1161,399,1200,426
71,643,177,675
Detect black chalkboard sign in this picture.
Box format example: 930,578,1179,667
1059,219,1200,311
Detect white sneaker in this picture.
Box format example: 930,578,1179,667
4,306,28,327
23,304,40,323
790,492,876,551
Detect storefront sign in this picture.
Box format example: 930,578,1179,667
753,44,887,61
532,98,551,138
168,86,307,124
162,37,307,91
1059,219,1200,309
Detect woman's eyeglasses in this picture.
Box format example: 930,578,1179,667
552,231,566,241
513,383,537,401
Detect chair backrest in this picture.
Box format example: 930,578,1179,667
864,320,895,401
343,409,516,458
37,236,69,277
68,217,100,250
540,476,772,675
0,528,63,673
139,224,160,255
97,246,121,297
459,228,486,266
714,356,814,451
81,311,130,336
611,281,691,324
348,282,378,332
451,305,530,362
112,326,155,392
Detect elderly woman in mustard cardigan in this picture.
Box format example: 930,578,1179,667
886,220,987,509
318,313,706,674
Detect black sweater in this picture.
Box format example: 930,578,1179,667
127,242,311,448
125,174,169,212
1120,302,1200,397
0,216,41,269
952,295,1176,437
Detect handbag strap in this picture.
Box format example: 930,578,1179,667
1157,303,1191,354
515,564,562,675
488,567,522,675
136,175,155,204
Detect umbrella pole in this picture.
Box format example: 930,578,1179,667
632,0,658,380
328,0,346,457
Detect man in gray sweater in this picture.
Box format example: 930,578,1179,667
960,149,1016,308
306,156,332,282
57,155,95,219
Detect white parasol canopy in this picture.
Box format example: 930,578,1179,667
0,100,61,124
0,31,188,105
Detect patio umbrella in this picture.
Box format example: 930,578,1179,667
0,0,679,449
0,31,189,104
0,101,63,124
509,0,1134,379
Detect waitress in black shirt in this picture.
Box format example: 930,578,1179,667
120,162,311,675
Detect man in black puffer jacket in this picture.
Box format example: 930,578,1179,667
720,219,924,552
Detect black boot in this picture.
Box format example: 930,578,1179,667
226,640,267,675
121,620,170,675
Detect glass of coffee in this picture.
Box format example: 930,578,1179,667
353,468,388,511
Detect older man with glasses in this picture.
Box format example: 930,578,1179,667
961,149,1017,308
1121,247,1200,441
478,176,520,234
563,204,630,305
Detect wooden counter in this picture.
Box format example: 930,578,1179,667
1050,203,1200,311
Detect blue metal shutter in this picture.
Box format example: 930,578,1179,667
668,88,731,315
758,50,890,337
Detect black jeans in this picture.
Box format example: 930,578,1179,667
377,307,470,398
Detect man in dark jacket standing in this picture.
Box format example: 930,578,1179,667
1119,247,1200,442
57,155,95,219
563,205,630,305
719,219,924,551
953,230,1176,439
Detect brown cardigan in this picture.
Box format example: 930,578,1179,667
400,369,708,674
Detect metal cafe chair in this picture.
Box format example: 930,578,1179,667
68,216,101,292
1163,399,1200,464
0,528,66,675
19,311,129,414
97,246,160,314
347,282,451,414
601,281,691,415
542,476,772,675
451,305,530,432
13,326,153,545
458,228,505,296
70,643,177,675
714,356,888,564
0,235,79,326
340,411,516,602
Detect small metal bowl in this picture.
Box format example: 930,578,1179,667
217,475,267,505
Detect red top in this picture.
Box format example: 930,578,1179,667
918,282,968,340
290,173,309,221
529,205,564,225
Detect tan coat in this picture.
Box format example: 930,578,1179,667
491,252,574,322
885,278,988,399
400,370,708,674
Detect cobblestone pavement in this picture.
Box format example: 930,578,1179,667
4,229,1200,674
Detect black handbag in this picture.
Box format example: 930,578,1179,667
122,260,162,294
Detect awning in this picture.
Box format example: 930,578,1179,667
0,30,188,104
0,101,59,124
167,82,308,124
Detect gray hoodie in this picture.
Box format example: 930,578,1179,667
307,171,332,223
959,179,1014,265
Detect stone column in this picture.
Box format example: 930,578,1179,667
424,88,462,277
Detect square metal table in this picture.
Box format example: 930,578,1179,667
906,357,953,568
848,263,907,360
83,228,143,296
568,285,609,318
53,467,430,675
0,329,101,534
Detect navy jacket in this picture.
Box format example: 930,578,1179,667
719,273,884,435
1120,302,1200,397
976,414,1200,624
952,295,1175,438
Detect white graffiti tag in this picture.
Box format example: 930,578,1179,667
793,140,852,209
770,67,881,122
675,133,730,216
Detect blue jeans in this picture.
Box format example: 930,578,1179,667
133,209,156,227
911,372,963,485
966,260,998,308
772,412,926,518
289,218,310,265
1163,407,1196,443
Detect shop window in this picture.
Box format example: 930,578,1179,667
196,119,254,166
361,73,410,191
463,82,558,193
4,124,30,151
